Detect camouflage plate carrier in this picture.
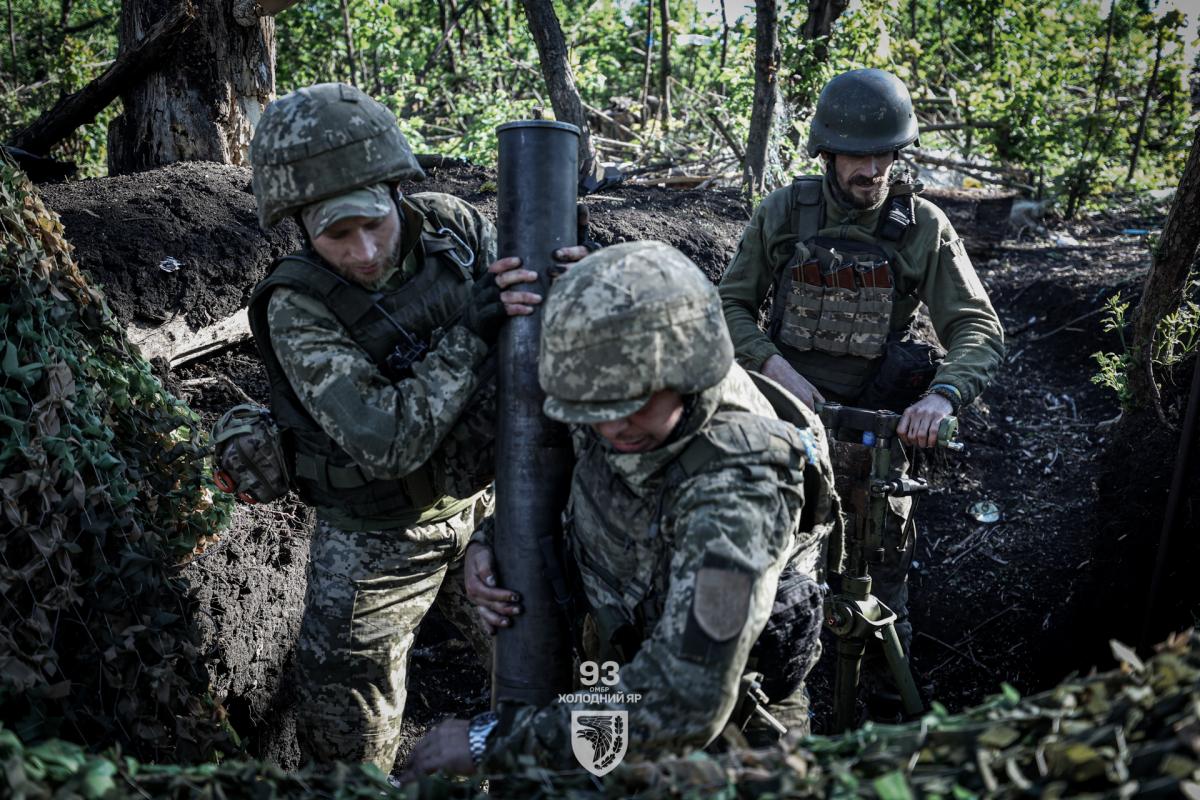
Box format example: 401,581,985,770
245,195,493,518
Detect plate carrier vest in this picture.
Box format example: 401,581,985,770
766,176,917,399
246,199,490,519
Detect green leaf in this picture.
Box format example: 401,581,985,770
872,771,914,800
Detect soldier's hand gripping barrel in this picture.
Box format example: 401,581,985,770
492,121,578,722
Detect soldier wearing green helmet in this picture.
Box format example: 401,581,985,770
245,82,585,772
719,68,1005,713
403,241,840,777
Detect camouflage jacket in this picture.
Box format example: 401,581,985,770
483,365,834,769
718,175,1005,405
264,192,498,530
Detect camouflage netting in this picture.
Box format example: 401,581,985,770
0,156,234,760
7,633,1200,798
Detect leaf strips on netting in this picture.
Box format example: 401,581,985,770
0,155,233,761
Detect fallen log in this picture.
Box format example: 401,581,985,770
8,0,196,156
128,308,250,369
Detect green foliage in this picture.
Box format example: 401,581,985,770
0,155,233,760
0,725,395,799
1153,290,1200,371
0,0,1191,201
1092,292,1134,407
5,632,1200,798
1092,277,1200,408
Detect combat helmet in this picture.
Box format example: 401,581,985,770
539,241,734,424
249,82,424,229
806,69,919,158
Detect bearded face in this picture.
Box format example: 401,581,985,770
827,152,896,211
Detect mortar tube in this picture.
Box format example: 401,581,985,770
492,120,579,726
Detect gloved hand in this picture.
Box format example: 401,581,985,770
460,272,505,343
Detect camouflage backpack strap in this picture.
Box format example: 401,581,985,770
671,410,811,484
767,176,824,340
747,371,844,577
410,200,476,277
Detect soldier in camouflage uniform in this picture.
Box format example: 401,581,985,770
246,82,583,771
403,241,840,777
718,69,1005,701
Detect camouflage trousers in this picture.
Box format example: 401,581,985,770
295,493,494,772
830,442,917,684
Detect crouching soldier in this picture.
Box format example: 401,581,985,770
403,241,840,776
245,82,570,771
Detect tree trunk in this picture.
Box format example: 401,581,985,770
518,0,599,183
339,0,358,86
801,0,849,45
1065,0,1119,218
908,0,918,82
435,0,455,75
6,0,16,77
657,0,670,128
1127,22,1164,183
640,0,653,123
719,0,728,72
744,0,779,194
10,0,196,156
1127,124,1200,412
448,0,466,61
784,0,849,162
106,0,276,175
416,0,479,85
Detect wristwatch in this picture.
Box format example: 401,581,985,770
468,711,499,765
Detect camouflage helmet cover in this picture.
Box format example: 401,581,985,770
539,241,734,424
249,82,425,228
806,68,919,158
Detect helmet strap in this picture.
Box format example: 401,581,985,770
295,212,314,250
662,394,700,447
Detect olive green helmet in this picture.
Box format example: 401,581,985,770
806,69,919,158
249,82,425,229
539,241,734,424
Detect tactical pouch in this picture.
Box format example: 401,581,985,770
748,565,824,701
859,334,944,413
775,241,896,360
211,404,291,504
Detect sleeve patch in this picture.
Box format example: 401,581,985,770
944,238,988,302
691,565,753,642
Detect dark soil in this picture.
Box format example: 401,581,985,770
39,162,304,328
40,162,1196,765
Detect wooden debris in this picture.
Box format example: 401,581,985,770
127,308,250,368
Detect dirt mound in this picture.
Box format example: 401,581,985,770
38,162,303,328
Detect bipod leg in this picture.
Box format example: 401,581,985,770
833,633,868,733
879,621,923,716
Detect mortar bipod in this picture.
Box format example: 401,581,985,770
816,402,961,732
